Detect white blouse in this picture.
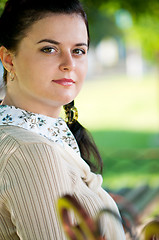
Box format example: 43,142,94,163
0,105,80,154
0,105,125,239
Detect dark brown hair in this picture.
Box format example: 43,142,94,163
0,0,102,173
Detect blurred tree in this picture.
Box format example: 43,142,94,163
0,0,159,17
81,0,159,17
84,8,122,46
97,0,159,63
0,0,6,15
81,0,159,62
124,14,159,63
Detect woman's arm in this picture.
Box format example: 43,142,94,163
1,142,71,239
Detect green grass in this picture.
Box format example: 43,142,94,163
74,74,159,189
76,74,159,132
92,130,159,189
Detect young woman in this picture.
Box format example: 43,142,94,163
0,0,125,239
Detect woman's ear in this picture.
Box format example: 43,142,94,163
0,46,14,73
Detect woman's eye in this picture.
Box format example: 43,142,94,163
41,47,56,53
73,49,86,55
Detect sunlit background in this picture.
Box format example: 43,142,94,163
76,0,159,190
0,0,159,232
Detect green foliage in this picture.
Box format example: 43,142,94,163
87,9,122,46
0,0,6,15
82,0,159,17
125,15,159,62
82,0,159,62
81,0,123,46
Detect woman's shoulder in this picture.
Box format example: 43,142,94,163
0,125,52,145
0,125,69,175
0,125,63,162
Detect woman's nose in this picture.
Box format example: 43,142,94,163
59,52,75,72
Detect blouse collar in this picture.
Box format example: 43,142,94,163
0,105,80,155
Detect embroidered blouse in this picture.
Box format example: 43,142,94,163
0,105,125,240
0,105,80,154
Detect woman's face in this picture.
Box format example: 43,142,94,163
8,14,88,117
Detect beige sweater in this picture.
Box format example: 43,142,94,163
0,125,125,240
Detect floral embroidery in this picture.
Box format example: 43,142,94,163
0,110,5,116
17,111,46,128
0,105,7,109
48,127,60,137
0,105,80,155
2,114,13,124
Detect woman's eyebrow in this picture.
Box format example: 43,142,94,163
75,43,88,47
36,39,60,45
36,39,88,47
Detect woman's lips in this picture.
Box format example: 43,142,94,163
53,78,75,86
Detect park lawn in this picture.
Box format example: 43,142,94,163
76,74,159,132
91,130,159,189
75,74,159,189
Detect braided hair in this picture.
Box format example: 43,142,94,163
64,101,102,173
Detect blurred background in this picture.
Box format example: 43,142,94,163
78,0,159,231
76,1,159,186
0,0,159,235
